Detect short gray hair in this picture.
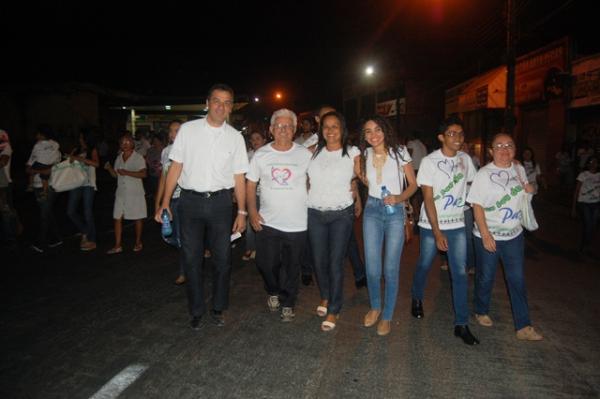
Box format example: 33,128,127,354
270,108,297,128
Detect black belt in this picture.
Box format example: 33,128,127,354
182,188,230,198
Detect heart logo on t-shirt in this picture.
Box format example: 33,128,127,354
437,159,455,179
489,170,510,190
271,167,292,186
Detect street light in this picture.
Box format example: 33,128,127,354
275,92,283,100
365,65,374,76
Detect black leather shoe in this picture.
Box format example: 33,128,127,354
355,277,367,289
210,310,225,327
454,325,480,345
302,274,313,286
190,316,202,331
411,299,424,319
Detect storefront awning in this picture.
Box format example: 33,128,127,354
445,67,506,115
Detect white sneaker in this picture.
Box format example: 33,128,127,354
281,307,295,322
267,295,280,312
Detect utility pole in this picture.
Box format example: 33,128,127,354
505,0,516,134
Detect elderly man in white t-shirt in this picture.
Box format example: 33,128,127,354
155,84,249,330
246,108,312,322
0,130,18,251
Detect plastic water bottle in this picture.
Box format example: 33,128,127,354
161,209,173,237
381,185,396,215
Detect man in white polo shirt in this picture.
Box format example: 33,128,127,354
155,84,249,330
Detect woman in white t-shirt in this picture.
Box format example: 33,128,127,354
467,133,543,341
105,133,147,254
572,156,599,254
67,130,100,251
307,111,361,332
358,115,417,336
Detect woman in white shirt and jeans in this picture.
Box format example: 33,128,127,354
467,133,543,341
358,115,417,336
307,111,361,332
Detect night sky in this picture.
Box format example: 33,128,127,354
2,0,595,110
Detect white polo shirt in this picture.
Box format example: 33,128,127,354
169,118,249,192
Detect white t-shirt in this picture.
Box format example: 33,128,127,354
295,133,318,148
114,151,146,198
308,146,360,210
0,143,12,184
576,171,600,203
161,144,181,199
467,162,528,241
417,150,476,230
135,137,151,157
246,143,312,232
170,118,249,192
406,139,427,170
365,147,412,198
29,139,61,165
523,160,541,194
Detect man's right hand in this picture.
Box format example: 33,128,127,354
154,205,172,223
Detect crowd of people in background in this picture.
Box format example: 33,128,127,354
0,83,599,343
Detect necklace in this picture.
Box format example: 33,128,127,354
372,152,387,184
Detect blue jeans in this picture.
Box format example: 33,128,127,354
464,207,476,270
308,205,354,314
347,228,366,282
474,233,531,330
578,201,600,251
411,227,469,325
178,189,233,317
363,196,405,320
34,187,61,248
67,186,96,242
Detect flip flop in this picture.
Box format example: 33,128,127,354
133,243,143,252
106,246,123,255
316,305,328,317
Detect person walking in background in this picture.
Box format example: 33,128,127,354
520,146,547,196
0,129,18,253
242,130,267,261
468,133,543,341
406,132,428,224
26,126,62,253
409,116,479,345
246,108,311,323
358,115,417,336
572,156,600,256
155,120,185,284
555,143,574,188
105,133,147,254
67,129,100,251
307,111,361,332
27,125,61,198
155,84,248,330
145,132,165,213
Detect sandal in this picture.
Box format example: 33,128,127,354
321,314,339,332
316,300,328,317
133,243,143,252
106,246,123,255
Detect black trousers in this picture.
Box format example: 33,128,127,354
178,190,232,317
256,225,306,308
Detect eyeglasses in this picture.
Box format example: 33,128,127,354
444,130,464,137
492,143,515,150
273,123,294,131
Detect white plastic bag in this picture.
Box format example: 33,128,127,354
519,192,539,231
49,160,87,192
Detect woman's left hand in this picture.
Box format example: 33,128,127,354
524,183,534,194
383,195,398,206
